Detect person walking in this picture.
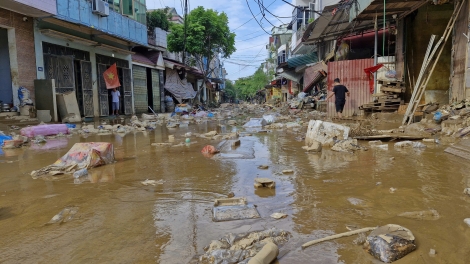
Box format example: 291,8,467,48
326,78,350,118
111,88,121,116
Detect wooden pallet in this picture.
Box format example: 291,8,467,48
378,79,405,87
381,86,405,93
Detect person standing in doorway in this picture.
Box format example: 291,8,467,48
111,88,121,116
326,78,350,118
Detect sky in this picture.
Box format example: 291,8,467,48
146,0,294,81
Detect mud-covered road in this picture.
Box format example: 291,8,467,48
1,120,470,263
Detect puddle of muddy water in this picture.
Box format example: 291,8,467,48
0,120,469,263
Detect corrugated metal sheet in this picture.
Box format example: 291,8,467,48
327,59,374,117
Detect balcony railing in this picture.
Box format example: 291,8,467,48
147,27,168,48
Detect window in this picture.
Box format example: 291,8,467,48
278,50,286,65
107,0,146,25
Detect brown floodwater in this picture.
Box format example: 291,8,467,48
1,119,470,263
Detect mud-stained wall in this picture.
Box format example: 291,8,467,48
405,4,454,102
0,8,36,103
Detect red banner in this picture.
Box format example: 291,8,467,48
103,63,120,89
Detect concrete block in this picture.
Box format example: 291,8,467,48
56,92,81,122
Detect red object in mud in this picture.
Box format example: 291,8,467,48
364,64,384,94
201,145,219,154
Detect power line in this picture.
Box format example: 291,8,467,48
246,0,270,34
235,43,267,51
236,33,266,42
233,0,278,31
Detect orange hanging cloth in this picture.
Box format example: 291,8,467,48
103,63,121,89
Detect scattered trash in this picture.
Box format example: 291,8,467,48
141,179,164,186
398,209,440,220
353,233,367,245
282,169,293,174
213,197,260,222
429,248,436,256
21,124,69,138
47,206,79,225
331,139,362,152
247,242,279,264
262,114,277,124
463,188,470,195
31,142,114,179
204,131,218,137
394,141,413,148
229,139,241,147
199,228,289,264
227,192,235,198
201,145,219,155
302,227,376,249
270,213,287,219
464,218,470,227
254,178,275,189
258,165,269,169
2,140,23,149
369,140,383,146
73,168,88,179
0,135,13,147
243,118,267,128
389,187,397,193
376,182,382,186
374,144,389,150
185,138,191,143
364,224,416,263
412,142,427,149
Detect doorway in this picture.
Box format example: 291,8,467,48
0,28,13,105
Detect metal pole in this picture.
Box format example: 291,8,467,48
182,0,188,63
374,14,378,94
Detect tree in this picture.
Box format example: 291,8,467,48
147,8,171,32
224,80,237,102
234,66,269,100
167,6,236,101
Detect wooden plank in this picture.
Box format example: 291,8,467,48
445,140,470,160
381,87,405,93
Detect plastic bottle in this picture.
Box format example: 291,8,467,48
73,168,88,178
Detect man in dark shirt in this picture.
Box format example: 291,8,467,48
326,78,350,118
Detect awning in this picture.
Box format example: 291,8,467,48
287,52,318,68
303,62,328,93
304,1,428,44
303,5,372,44
277,70,302,83
351,0,428,21
164,69,197,103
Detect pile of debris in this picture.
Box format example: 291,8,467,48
198,228,290,264
360,79,405,112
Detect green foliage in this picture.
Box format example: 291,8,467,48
234,66,269,100
147,9,170,31
167,6,236,72
224,80,237,100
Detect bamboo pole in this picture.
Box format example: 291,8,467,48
302,227,376,249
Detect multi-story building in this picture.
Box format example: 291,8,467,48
0,0,57,109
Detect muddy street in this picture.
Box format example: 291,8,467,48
1,118,470,263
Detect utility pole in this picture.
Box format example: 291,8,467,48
182,0,188,64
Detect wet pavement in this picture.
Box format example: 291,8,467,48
1,120,470,263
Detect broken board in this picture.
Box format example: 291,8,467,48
213,197,260,222
445,139,470,160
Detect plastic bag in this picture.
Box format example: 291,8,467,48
18,87,33,106
385,70,397,79
0,135,13,146
434,111,442,122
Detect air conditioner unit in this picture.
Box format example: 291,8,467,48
92,0,109,17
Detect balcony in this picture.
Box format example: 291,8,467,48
148,27,167,49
